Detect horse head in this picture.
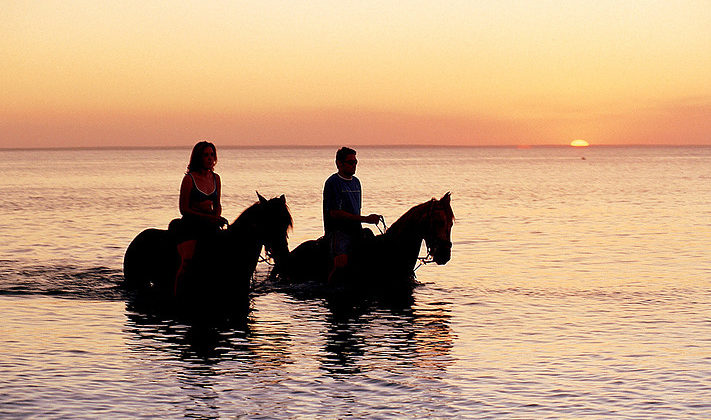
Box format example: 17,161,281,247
228,192,293,270
422,192,454,265
255,192,293,268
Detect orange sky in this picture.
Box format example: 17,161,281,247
2,1,710,148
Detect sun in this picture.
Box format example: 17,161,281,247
570,139,590,147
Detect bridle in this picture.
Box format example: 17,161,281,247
420,200,452,266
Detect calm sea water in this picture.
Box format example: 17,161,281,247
1,146,710,418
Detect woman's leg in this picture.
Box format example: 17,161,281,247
175,239,197,295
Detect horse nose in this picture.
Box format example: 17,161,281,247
434,241,452,265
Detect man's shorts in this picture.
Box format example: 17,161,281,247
329,231,355,257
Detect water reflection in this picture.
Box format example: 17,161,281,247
179,363,220,419
124,297,253,419
320,294,413,375
294,287,455,378
410,301,455,372
124,297,251,363
123,281,455,418
125,286,454,373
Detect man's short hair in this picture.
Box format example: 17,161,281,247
336,147,357,162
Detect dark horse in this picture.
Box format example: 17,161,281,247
123,193,292,305
282,193,454,292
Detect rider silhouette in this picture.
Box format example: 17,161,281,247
322,147,382,282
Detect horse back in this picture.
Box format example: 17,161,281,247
284,238,329,282
123,228,179,290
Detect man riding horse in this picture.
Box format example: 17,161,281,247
323,147,382,282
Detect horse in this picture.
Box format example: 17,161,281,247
282,193,454,292
123,193,292,306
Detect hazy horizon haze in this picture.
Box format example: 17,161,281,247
2,1,709,148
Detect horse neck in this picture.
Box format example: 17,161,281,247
384,202,430,244
227,206,262,248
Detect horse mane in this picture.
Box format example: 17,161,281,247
386,194,454,237
386,200,432,236
227,196,293,236
227,201,260,231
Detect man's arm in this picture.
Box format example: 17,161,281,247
329,209,381,225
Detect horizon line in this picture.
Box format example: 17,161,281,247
2,143,711,152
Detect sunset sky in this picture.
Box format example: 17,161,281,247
2,1,710,148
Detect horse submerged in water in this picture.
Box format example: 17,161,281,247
123,193,292,305
281,193,454,293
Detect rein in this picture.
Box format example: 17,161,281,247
414,253,436,272
258,251,275,266
376,215,388,234
415,202,438,272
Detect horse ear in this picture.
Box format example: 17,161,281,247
257,191,268,204
440,192,451,204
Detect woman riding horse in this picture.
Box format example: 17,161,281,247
124,193,292,304
173,141,228,289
